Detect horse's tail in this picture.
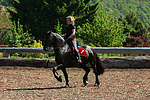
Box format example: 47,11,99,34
96,53,105,75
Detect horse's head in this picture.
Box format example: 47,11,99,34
43,31,65,51
43,31,54,51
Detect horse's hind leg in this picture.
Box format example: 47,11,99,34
53,64,63,82
81,65,90,86
90,61,100,86
93,66,100,86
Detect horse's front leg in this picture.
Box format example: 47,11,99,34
62,67,70,87
53,64,63,82
81,65,90,86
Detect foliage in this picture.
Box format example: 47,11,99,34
0,29,11,45
2,0,150,50
9,20,34,47
11,40,44,58
10,40,55,58
0,53,3,58
0,0,11,6
94,0,150,28
75,38,88,47
54,21,63,36
0,12,10,26
122,11,147,37
76,10,126,47
0,14,34,47
0,7,10,45
124,35,150,47
121,11,149,47
8,0,99,42
31,40,43,58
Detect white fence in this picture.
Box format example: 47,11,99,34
1,47,150,58
0,47,150,68
92,47,150,54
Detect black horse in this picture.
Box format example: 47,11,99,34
43,31,105,87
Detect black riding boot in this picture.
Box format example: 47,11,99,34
76,52,82,64
71,47,82,64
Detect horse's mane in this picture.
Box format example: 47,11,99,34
52,32,65,42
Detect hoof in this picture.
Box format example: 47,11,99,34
65,82,70,88
65,85,69,88
58,76,62,82
56,75,62,82
94,83,100,87
83,81,88,86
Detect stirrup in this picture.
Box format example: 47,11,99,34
77,59,82,64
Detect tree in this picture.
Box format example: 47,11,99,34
8,0,99,42
122,11,147,37
9,20,35,47
0,29,11,45
98,0,150,28
76,9,126,47
121,11,148,47
0,0,11,6
0,20,34,47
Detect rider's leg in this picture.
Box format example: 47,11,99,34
67,38,82,63
72,39,82,63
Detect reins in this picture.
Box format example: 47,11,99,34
53,42,66,50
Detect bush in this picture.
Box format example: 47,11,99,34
9,20,34,47
31,40,43,58
0,53,3,58
76,12,126,47
0,29,11,45
125,35,150,47
11,40,44,58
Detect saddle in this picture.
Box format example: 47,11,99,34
77,47,88,57
69,46,88,58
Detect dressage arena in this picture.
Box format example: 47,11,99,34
0,67,150,99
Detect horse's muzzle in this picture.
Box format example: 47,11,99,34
43,47,47,51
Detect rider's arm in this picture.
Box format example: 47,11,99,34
68,29,75,38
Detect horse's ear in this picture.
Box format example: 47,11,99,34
47,30,52,34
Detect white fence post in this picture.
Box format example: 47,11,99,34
3,50,10,58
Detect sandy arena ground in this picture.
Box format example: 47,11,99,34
0,67,150,100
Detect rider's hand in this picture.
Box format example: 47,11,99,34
64,35,67,39
65,38,69,44
43,46,47,51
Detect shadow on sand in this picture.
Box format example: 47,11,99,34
4,86,76,91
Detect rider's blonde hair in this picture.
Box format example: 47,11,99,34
66,16,75,24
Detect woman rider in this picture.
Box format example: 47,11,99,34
64,16,82,64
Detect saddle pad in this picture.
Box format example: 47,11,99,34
78,47,88,57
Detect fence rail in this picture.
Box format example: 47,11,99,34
92,47,150,54
1,47,150,58
0,47,53,57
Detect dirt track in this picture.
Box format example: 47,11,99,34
0,67,150,100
